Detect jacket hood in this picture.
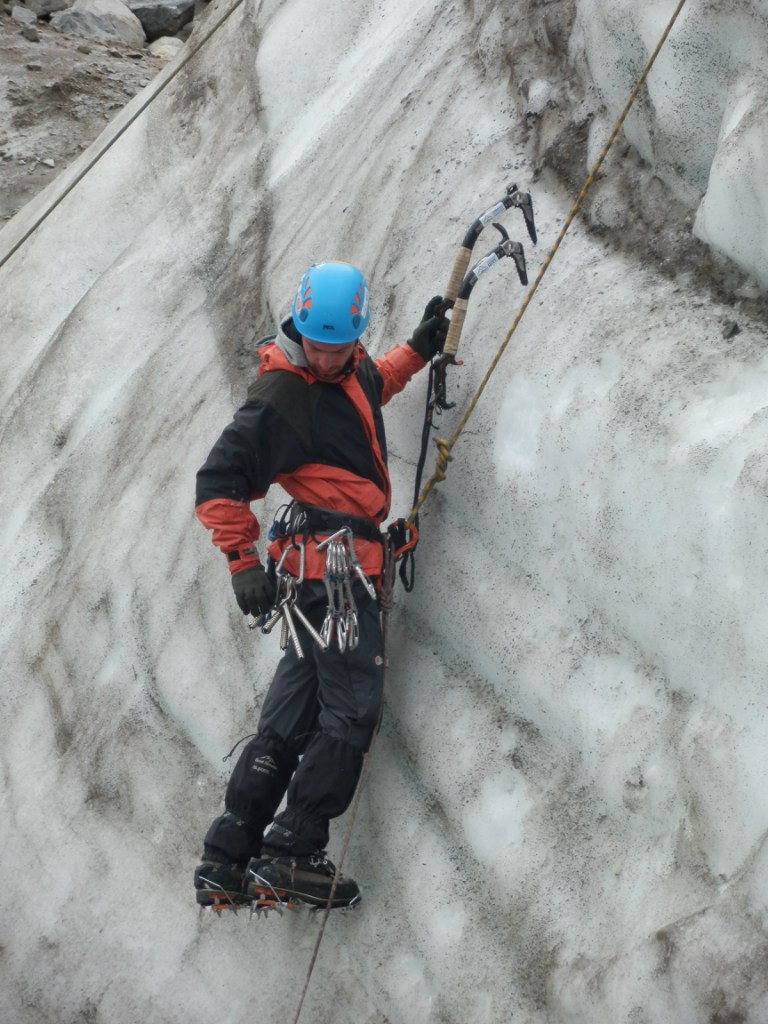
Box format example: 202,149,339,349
275,316,308,368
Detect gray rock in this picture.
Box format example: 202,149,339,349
21,22,40,39
50,0,145,47
25,0,73,15
148,35,183,59
125,0,194,42
11,4,38,24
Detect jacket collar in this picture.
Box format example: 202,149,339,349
271,317,362,381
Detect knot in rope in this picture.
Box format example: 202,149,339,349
432,437,453,482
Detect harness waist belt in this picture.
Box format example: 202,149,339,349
299,505,383,544
270,501,383,544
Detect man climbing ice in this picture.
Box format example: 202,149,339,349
193,260,448,910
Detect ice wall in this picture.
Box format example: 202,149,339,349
575,0,768,285
2,1,768,1022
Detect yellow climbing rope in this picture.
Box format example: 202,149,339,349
407,0,690,526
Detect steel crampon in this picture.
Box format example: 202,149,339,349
201,891,359,919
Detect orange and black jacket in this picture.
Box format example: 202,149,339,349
195,321,426,580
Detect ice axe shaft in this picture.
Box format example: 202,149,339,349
443,225,528,358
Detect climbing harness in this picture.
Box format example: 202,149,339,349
251,504,380,657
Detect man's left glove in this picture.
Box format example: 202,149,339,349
407,295,450,361
231,564,277,616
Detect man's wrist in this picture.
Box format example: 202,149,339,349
225,545,260,573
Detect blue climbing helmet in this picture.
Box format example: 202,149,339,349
291,261,370,344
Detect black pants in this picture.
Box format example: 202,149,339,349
203,580,384,863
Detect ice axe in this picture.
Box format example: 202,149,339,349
396,184,535,591
433,182,535,410
441,181,536,304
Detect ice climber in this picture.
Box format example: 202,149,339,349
193,260,449,909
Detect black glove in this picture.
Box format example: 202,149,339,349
407,295,450,361
231,564,277,616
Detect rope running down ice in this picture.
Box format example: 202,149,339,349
407,0,690,526
289,540,397,1024
288,2,692,1015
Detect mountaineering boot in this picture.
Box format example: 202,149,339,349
245,852,361,909
194,860,250,908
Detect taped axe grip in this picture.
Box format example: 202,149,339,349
444,247,472,303
443,297,468,357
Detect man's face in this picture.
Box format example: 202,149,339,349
302,337,358,381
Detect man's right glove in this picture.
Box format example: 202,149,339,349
407,295,450,361
231,564,277,616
